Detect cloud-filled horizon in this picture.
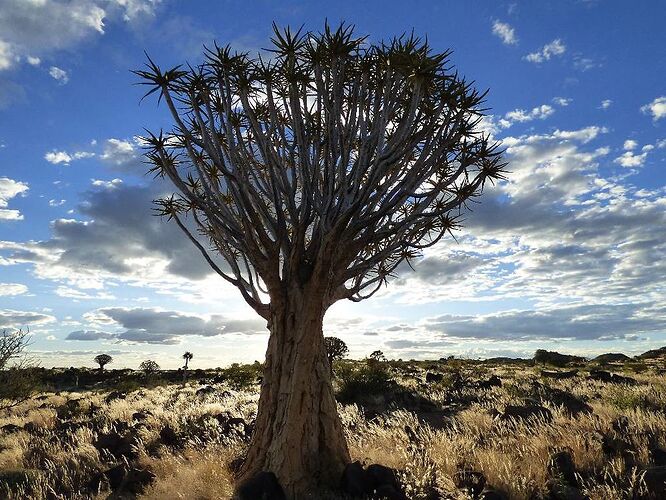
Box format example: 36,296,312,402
1,0,665,368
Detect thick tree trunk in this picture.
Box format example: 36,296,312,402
237,287,350,498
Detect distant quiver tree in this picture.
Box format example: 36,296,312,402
94,353,112,371
136,22,505,496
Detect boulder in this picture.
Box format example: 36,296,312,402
1,423,23,434
104,464,155,494
94,431,137,459
541,369,579,379
425,372,444,383
235,471,286,500
196,385,216,397
547,450,577,486
588,370,636,385
476,375,502,389
638,466,666,499
454,469,486,497
159,425,181,447
340,462,406,499
341,461,366,496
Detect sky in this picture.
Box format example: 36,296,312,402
0,0,665,369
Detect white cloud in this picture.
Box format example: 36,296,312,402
48,65,68,84
623,139,638,151
48,199,66,207
0,40,17,70
0,176,28,220
26,55,40,66
524,39,566,63
552,97,572,106
492,20,517,45
0,283,28,296
44,149,94,165
614,151,648,168
0,309,55,329
599,99,612,110
0,0,160,72
504,104,555,124
641,96,666,121
100,138,141,171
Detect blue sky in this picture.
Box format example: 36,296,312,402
1,0,665,369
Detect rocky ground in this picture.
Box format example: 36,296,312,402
1,355,666,499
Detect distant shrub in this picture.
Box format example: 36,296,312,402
624,361,649,374
219,362,261,390
336,361,393,404
534,349,585,367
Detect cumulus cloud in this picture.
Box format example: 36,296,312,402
641,96,666,121
0,176,28,220
100,138,142,171
614,150,648,168
387,124,666,346
599,99,612,110
552,97,572,106
48,65,68,84
0,309,55,329
74,306,267,344
623,139,638,151
422,303,666,341
65,329,116,341
524,39,566,63
44,150,94,165
0,282,28,296
492,20,517,45
0,0,161,72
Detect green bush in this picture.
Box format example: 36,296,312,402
219,362,262,390
336,361,393,404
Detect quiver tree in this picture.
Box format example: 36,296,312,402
94,353,112,371
324,336,348,373
136,22,505,497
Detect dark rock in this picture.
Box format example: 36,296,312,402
547,451,577,486
649,446,666,466
104,465,155,494
1,423,23,434
425,372,444,383
638,466,666,499
94,432,137,459
341,461,366,496
196,385,216,397
22,422,39,434
588,370,636,385
532,384,592,417
480,489,509,500
236,471,286,500
223,417,248,437
477,375,502,389
546,480,586,500
132,411,151,422
159,425,181,447
105,391,127,403
366,464,403,495
500,405,553,423
454,469,486,497
541,369,579,379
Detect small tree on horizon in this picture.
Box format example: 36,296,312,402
94,354,113,371
136,22,505,495
324,337,348,373
139,359,160,374
182,351,193,370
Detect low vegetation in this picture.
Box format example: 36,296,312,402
1,349,666,499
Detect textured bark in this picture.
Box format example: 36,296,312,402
237,286,350,498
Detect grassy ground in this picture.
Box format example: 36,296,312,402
1,358,666,499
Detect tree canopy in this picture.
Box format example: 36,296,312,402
136,23,505,316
